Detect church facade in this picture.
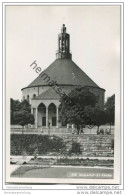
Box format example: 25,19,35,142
21,25,105,129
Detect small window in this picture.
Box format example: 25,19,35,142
33,94,36,98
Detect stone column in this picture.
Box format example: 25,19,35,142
31,108,33,114
56,106,59,128
46,106,48,128
30,108,34,128
35,108,38,129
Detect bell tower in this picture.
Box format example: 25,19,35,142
56,24,72,59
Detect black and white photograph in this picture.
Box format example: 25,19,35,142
3,2,122,186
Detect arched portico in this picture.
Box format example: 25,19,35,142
38,103,46,127
31,100,60,129
48,103,56,127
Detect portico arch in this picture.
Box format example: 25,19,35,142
48,103,57,127
38,103,46,127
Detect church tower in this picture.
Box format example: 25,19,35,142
56,24,72,59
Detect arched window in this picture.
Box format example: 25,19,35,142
33,94,36,98
48,103,56,114
38,103,46,126
38,103,46,113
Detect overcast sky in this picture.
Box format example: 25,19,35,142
6,5,120,101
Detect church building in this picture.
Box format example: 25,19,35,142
21,24,105,129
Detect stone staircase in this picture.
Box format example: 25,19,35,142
11,126,114,157
60,134,114,157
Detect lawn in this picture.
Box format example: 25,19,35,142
11,165,114,179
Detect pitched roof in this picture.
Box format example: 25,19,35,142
27,58,99,88
33,87,71,100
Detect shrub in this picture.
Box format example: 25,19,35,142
11,134,65,155
69,141,82,155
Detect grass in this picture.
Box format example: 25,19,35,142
11,158,114,177
11,165,50,176
11,165,114,179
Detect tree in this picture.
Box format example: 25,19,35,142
20,99,31,112
10,98,34,128
68,86,97,109
11,98,21,111
11,98,21,124
59,86,97,126
13,111,34,133
91,107,107,130
105,94,115,129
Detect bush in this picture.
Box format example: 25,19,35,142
69,141,82,155
11,134,65,155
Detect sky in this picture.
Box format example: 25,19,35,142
6,5,120,101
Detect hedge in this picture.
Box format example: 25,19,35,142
11,134,65,155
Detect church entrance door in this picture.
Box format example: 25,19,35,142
42,117,46,126
48,103,56,127
52,117,56,126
